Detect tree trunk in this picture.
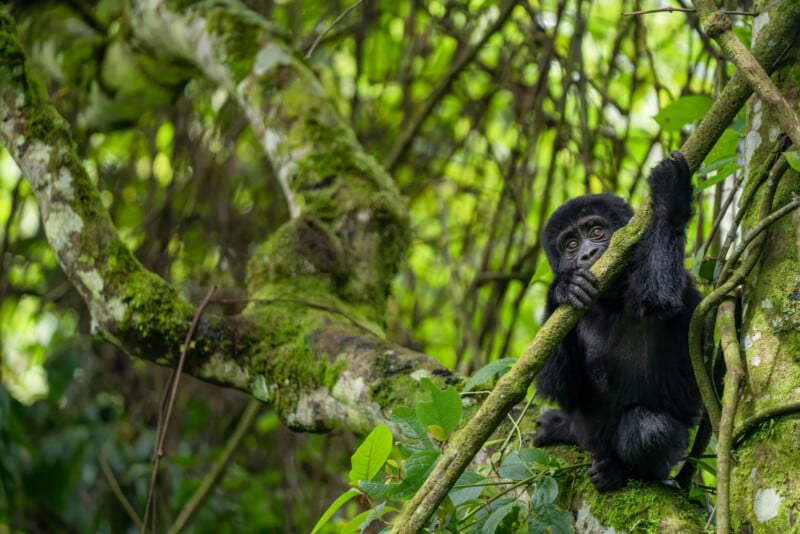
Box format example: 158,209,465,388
730,9,800,530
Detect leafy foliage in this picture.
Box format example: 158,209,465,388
314,383,573,533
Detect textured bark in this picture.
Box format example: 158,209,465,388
728,4,800,529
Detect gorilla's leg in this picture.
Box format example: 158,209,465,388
614,405,687,481
532,410,579,446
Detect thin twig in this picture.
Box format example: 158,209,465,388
689,144,791,432
714,138,790,282
306,0,365,59
141,286,217,534
724,195,800,272
717,153,789,283
384,0,517,172
623,3,777,17
697,175,741,266
101,447,143,529
167,399,262,534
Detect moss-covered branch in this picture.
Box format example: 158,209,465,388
679,2,800,171
0,6,453,438
693,0,800,148
130,0,409,319
0,9,209,367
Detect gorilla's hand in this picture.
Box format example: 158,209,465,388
552,268,598,309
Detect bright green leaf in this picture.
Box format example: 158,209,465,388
359,480,390,499
785,150,800,171
698,257,717,283
653,95,713,132
427,424,447,441
391,406,433,450
697,155,740,189
703,128,740,166
463,358,516,392
402,449,440,479
415,378,462,440
340,509,373,534
499,448,559,481
340,502,396,534
498,451,532,481
310,488,361,534
519,448,560,468
349,424,393,484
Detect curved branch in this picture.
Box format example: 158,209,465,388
693,0,800,148
678,2,800,171
130,0,409,318
0,6,455,441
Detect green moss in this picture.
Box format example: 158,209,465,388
587,481,700,532
0,13,71,148
323,359,347,390
731,419,800,531
368,374,418,410
193,3,290,84
251,336,325,417
247,215,347,295
116,270,196,359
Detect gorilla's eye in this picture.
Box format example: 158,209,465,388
565,239,579,251
590,227,605,239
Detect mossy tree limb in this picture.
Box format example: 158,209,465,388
0,6,451,437
130,0,410,320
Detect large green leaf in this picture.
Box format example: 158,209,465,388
785,150,800,171
416,377,462,441
387,449,440,500
499,448,559,481
449,470,486,507
463,358,516,392
654,95,713,132
481,501,518,534
309,488,361,534
529,503,574,534
391,405,434,453
349,424,393,484
530,476,559,506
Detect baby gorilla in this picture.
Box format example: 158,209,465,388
533,151,702,492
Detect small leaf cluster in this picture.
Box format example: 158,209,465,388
312,377,574,533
